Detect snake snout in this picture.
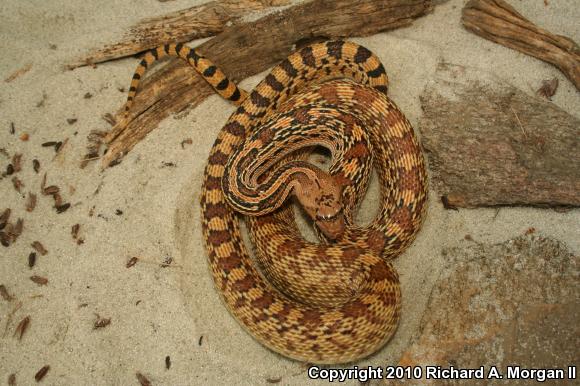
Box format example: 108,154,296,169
315,207,346,240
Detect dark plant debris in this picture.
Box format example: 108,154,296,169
165,355,171,370
72,224,80,239
14,315,30,340
12,176,24,192
126,257,138,268
28,252,37,268
30,276,48,286
34,365,50,382
31,241,48,256
536,78,558,100
93,314,111,329
136,372,151,386
55,203,71,213
12,153,22,172
161,256,173,268
26,193,37,212
0,284,13,301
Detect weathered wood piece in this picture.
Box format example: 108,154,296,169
89,0,433,167
462,0,580,90
68,0,290,69
420,63,580,208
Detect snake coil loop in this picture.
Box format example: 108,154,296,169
120,40,427,363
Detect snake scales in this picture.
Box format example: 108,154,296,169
119,40,427,364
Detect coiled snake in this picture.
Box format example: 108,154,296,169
118,40,427,364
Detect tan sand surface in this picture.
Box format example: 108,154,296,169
1,0,578,384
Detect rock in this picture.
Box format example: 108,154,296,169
393,234,578,385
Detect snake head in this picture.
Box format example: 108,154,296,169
293,170,346,240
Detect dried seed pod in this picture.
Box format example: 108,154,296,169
0,284,13,301
33,159,40,173
71,224,80,239
34,365,50,382
14,218,23,235
31,241,48,255
11,177,23,192
126,257,138,268
55,203,71,213
28,252,37,268
136,373,151,386
6,164,14,175
30,276,48,286
12,153,22,172
0,232,10,247
26,193,37,212
165,355,171,370
42,185,59,195
41,141,58,147
53,193,63,207
14,315,30,340
0,208,10,227
40,173,47,191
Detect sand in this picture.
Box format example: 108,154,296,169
1,0,578,384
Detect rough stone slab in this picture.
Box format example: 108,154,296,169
394,234,579,385
420,63,580,208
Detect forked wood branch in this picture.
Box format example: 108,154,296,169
462,0,580,90
83,0,434,167
68,0,291,69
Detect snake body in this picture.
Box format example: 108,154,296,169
120,41,427,363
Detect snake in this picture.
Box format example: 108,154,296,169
118,40,427,364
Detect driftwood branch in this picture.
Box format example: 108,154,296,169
420,62,580,208
462,0,580,90
86,0,433,167
68,0,291,69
